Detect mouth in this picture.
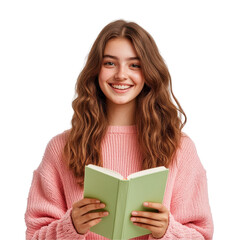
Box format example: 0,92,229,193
109,83,133,90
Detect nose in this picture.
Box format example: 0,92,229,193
114,65,127,81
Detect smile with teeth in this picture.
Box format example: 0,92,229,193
110,84,133,90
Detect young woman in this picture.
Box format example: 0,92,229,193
25,20,214,239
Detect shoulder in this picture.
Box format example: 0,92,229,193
45,130,69,156
179,132,198,156
38,130,70,171
175,132,205,173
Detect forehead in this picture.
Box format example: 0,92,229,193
104,38,138,58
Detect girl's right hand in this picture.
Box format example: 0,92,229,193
71,198,109,235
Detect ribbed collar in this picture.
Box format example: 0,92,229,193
106,125,137,134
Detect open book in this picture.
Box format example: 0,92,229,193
83,164,169,240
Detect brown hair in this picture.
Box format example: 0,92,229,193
64,20,186,182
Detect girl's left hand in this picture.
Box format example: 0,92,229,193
131,202,169,239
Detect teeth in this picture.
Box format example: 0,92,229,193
111,84,131,90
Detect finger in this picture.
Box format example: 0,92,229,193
143,202,168,213
132,222,162,233
130,216,162,227
131,211,162,221
72,202,106,223
73,198,101,208
79,202,106,216
80,211,109,224
77,218,102,234
83,217,102,229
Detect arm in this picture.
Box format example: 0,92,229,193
25,138,85,240
151,174,213,239
133,136,213,239
152,136,214,239
25,172,85,240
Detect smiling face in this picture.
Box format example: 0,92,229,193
98,37,145,109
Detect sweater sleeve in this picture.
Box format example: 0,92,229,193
25,137,87,240
149,136,214,240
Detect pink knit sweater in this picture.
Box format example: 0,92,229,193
25,126,213,240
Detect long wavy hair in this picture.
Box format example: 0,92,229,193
64,20,186,183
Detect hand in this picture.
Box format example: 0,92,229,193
131,202,169,239
71,198,109,235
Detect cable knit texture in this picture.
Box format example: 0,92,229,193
25,126,213,239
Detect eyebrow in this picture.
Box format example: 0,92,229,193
103,54,140,61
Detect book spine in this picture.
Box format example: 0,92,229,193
112,180,129,240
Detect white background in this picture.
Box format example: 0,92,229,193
0,0,239,239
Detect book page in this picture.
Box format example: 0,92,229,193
84,165,121,239
87,164,124,180
122,168,169,239
127,166,167,179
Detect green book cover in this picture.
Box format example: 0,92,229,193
83,165,169,240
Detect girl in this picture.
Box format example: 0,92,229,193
25,20,213,239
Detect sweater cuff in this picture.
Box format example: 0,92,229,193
61,208,88,239
149,213,205,240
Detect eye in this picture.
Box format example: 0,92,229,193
103,61,115,66
131,63,141,69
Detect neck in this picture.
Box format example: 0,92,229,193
106,100,136,126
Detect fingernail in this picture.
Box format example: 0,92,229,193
96,200,100,203
100,203,105,208
103,212,109,216
132,211,137,216
143,202,148,207
131,217,136,221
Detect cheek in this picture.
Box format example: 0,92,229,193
98,73,103,87
98,68,113,94
98,69,106,90
132,72,145,88
99,68,113,83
